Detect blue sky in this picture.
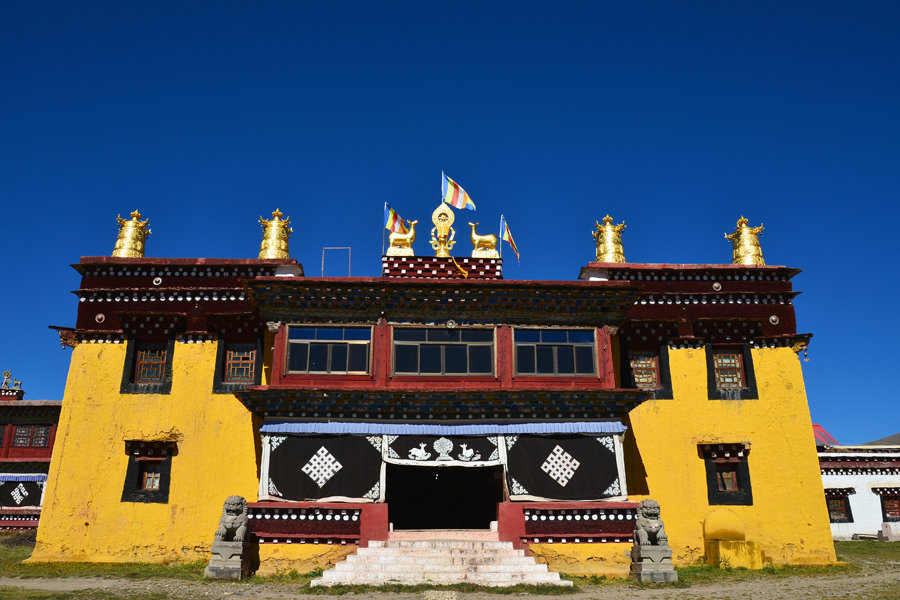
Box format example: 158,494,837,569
2,2,898,444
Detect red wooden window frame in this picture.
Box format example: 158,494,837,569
11,425,51,448
629,350,660,389
134,343,168,384
224,342,257,383
712,351,745,389
884,497,900,521
715,461,740,492
827,497,851,521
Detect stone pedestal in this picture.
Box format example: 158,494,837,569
705,540,764,568
881,522,900,542
204,541,250,580
630,544,678,583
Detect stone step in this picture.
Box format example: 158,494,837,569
370,539,514,547
344,554,536,566
333,562,550,574
356,548,526,558
313,572,571,586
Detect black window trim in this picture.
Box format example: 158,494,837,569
120,338,175,395
705,343,758,400
121,454,173,504
702,454,753,506
213,335,264,394
619,339,674,399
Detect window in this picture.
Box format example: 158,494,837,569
881,495,900,522
629,351,659,388
705,344,758,400
700,444,753,505
140,462,161,490
121,441,175,504
393,328,493,375
134,344,168,384
712,352,744,389
11,426,50,448
121,339,174,394
514,329,595,376
827,497,853,523
213,339,262,393
287,327,371,374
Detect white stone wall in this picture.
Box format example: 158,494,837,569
819,450,900,539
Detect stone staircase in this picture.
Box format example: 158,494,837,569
310,539,573,587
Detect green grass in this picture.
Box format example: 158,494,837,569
835,540,900,563
0,588,169,600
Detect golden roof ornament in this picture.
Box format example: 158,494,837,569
725,216,765,265
592,215,626,263
386,220,418,256
258,209,292,259
429,203,456,258
468,222,499,258
112,210,151,258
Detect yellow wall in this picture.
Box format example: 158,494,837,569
624,346,836,567
256,544,356,576
30,341,262,563
529,543,631,577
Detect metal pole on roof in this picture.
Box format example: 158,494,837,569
321,247,352,277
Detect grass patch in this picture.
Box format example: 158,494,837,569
0,588,168,600
835,540,900,563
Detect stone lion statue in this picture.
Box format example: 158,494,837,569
214,495,249,543
633,499,668,546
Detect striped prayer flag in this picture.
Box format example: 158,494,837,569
499,214,519,261
383,203,408,233
441,172,476,211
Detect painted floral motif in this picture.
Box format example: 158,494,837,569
510,477,528,495
433,437,453,460
268,436,287,452
604,478,621,496
268,477,283,497
597,435,615,453
385,435,400,459
366,436,382,452
505,435,519,451
364,481,380,500
487,436,499,461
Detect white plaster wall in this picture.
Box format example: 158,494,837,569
821,472,900,539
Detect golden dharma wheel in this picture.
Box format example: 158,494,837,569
112,210,150,258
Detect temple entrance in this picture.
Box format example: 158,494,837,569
386,464,504,530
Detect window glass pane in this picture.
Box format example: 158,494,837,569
419,345,442,374
517,345,536,373
348,344,368,372
714,352,744,389
575,346,595,374
885,498,900,519
289,327,316,340
631,351,659,388
224,343,256,383
395,345,418,372
556,345,575,374
31,426,50,447
12,426,31,447
330,343,348,372
135,344,167,384
536,346,555,374
394,329,426,342
308,343,329,371
444,345,467,373
427,328,457,342
315,328,343,341
460,329,493,342
541,330,567,343
515,329,540,343
468,346,492,374
343,327,371,341
288,343,308,372
568,330,594,344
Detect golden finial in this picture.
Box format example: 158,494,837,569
258,209,292,259
467,222,499,259
387,220,418,256
430,203,456,258
112,210,151,258
725,216,765,265
592,215,626,263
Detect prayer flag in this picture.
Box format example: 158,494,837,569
441,172,476,211
383,203,408,234
499,214,519,261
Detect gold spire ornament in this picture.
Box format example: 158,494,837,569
112,210,151,258
258,209,292,259
430,203,456,258
725,216,765,265
386,220,418,256
467,222,499,259
592,215,626,263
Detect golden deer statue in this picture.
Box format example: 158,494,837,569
386,220,417,256
468,222,499,259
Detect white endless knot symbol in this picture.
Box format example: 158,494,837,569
302,446,343,488
541,445,580,487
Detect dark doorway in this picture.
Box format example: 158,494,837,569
386,464,503,530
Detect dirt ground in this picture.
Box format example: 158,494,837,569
2,560,900,600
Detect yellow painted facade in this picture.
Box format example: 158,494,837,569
31,341,262,563
624,346,836,567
